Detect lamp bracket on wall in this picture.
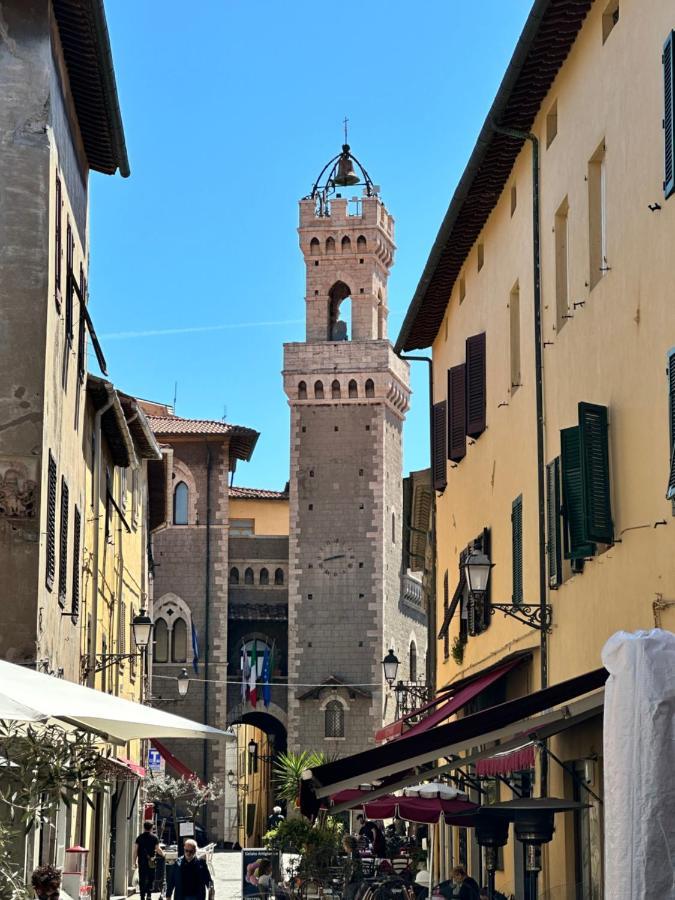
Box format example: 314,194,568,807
490,603,552,633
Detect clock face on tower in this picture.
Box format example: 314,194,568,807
317,539,356,576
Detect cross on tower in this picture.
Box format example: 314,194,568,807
343,116,349,144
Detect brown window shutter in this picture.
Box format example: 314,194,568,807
55,174,62,307
432,401,447,492
466,332,487,438
72,506,81,622
58,477,69,606
46,452,57,591
448,364,467,462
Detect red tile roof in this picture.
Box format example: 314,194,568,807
229,486,289,500
147,416,259,462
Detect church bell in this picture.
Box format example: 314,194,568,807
333,146,360,187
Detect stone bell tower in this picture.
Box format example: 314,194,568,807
283,144,411,756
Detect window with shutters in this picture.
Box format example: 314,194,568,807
466,333,486,438
432,401,447,492
443,570,449,659
325,700,345,738
58,478,69,607
77,266,86,382
664,31,675,199
554,200,570,332
118,599,127,658
561,426,596,560
588,141,608,290
448,364,467,462
54,174,62,307
546,459,563,589
46,452,57,591
65,221,74,344
71,506,81,622
509,283,521,390
512,495,523,605
130,607,138,679
666,349,675,500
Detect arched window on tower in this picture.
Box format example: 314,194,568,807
325,700,345,738
154,618,169,663
341,236,352,253
348,379,358,399
229,567,239,585
332,380,341,399
409,641,418,683
365,378,375,398
314,380,324,399
172,618,188,663
173,482,188,525
260,568,269,585
328,281,351,341
244,567,254,585
377,292,386,340
274,568,284,585
326,236,336,254
298,381,307,400
358,235,367,252
310,237,320,255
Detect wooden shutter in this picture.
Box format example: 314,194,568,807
58,477,69,606
511,495,523,604
46,453,57,590
466,332,486,438
579,402,613,544
66,221,74,343
55,174,62,306
443,570,449,658
664,31,675,199
546,458,563,589
432,401,447,492
448,365,467,462
561,426,596,559
77,267,86,382
480,526,492,630
71,505,81,622
667,349,675,499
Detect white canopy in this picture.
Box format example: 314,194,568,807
0,660,232,743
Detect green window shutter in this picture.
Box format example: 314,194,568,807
561,426,596,559
546,458,563,589
578,402,613,544
667,349,675,499
511,495,523,605
664,31,675,199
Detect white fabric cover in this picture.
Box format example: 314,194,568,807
403,782,461,799
0,659,231,742
602,629,675,899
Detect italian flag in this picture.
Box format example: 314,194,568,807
249,642,258,708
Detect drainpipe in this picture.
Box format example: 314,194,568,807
397,355,436,696
492,124,548,795
203,445,212,786
88,387,115,688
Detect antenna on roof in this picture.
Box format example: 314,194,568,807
173,381,178,414
222,404,228,422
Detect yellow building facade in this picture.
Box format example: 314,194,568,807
397,1,675,895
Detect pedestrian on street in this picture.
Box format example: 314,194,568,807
449,866,480,900
133,819,165,900
31,865,62,900
169,838,214,900
267,805,285,831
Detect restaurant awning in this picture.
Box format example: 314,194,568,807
0,660,233,743
475,743,535,777
376,656,526,743
302,667,607,814
151,739,205,786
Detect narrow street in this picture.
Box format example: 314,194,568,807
211,853,242,900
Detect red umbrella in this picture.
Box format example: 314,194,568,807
327,789,478,824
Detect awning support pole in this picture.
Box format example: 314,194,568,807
534,741,603,804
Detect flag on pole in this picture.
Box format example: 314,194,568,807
261,644,272,709
249,641,258,708
241,642,251,702
191,622,200,674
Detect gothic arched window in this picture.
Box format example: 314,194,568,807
260,568,269,585
341,236,351,253
172,618,188,663
154,618,169,663
332,380,341,399
310,237,320,255
325,700,345,738
274,568,284,585
244,567,254,585
409,641,417,683
298,381,307,400
326,236,336,253
314,381,324,399
348,379,358,399
173,482,188,525
229,567,239,585
365,378,375,398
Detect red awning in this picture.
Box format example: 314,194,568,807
151,739,204,787
376,657,523,743
117,756,146,777
475,743,535,777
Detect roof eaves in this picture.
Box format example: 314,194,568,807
87,375,138,468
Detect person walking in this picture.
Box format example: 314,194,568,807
267,805,285,831
31,865,62,900
169,839,214,900
133,820,165,900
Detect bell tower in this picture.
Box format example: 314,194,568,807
283,143,411,756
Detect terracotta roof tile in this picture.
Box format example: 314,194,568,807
229,486,289,500
147,416,259,462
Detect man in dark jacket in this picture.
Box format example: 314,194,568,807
450,866,480,900
169,840,213,900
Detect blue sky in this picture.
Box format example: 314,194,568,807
90,0,532,489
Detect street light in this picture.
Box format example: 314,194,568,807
84,608,154,676
464,550,492,596
382,649,399,687
177,668,190,697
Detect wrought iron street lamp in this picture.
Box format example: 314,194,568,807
84,608,154,675
177,668,190,697
382,649,399,686
247,740,275,765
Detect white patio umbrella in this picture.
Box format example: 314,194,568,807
0,660,232,743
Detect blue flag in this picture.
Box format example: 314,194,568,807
261,645,272,709
191,622,199,674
